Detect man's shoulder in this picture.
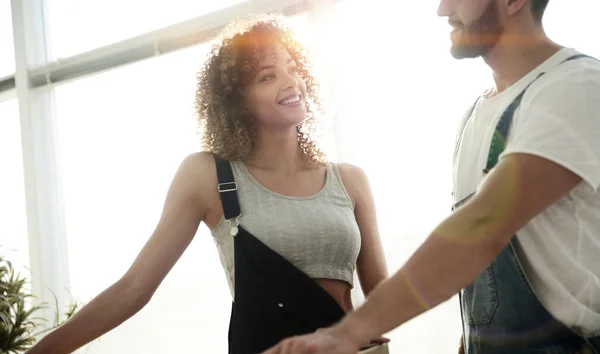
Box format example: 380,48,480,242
524,52,600,106
545,51,600,82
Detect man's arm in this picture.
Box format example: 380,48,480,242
333,152,582,346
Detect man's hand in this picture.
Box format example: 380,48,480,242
261,327,365,354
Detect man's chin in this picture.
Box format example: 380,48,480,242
450,44,486,60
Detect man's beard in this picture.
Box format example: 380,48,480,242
450,1,504,59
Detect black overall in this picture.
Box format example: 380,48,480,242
214,157,347,354
453,54,600,353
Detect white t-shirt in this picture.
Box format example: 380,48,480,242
453,47,600,336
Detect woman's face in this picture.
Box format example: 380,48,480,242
243,43,307,129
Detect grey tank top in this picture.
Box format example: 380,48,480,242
211,160,361,298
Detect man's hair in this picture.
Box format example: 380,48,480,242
531,0,550,23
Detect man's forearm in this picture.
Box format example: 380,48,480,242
335,201,512,343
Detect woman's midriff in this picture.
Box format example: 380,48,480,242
315,278,354,313
206,214,355,313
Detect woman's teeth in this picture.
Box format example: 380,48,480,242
280,95,300,105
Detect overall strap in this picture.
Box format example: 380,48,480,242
482,76,540,174
214,155,241,220
562,54,597,63
451,97,480,205
483,53,598,174
453,97,480,168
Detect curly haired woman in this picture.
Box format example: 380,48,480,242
25,15,389,354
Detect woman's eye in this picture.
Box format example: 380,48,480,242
261,74,275,82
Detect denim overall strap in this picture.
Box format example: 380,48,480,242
214,155,241,220
453,54,600,353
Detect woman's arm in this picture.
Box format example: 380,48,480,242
337,164,388,296
26,152,216,354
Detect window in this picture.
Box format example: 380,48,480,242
47,0,246,59
0,2,15,78
0,99,29,276
53,42,234,353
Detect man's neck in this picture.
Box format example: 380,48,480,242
483,26,562,95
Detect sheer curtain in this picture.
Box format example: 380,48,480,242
0,1,15,78
0,99,29,276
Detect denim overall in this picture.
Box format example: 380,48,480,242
214,157,351,354
453,54,600,354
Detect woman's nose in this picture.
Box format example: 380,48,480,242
282,71,299,90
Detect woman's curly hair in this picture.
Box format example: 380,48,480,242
195,14,326,165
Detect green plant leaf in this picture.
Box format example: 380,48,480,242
1,248,85,353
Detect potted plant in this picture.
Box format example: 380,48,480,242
0,250,80,353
